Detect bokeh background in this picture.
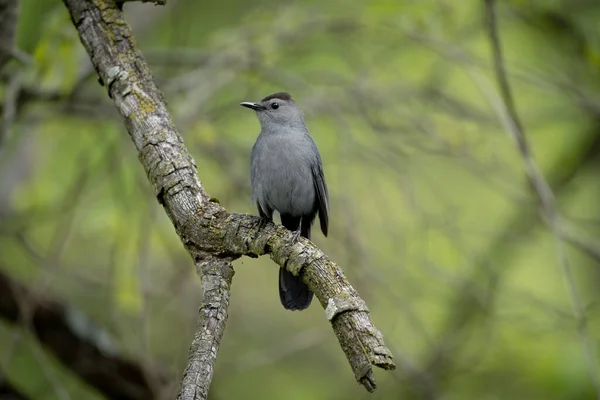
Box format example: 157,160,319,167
1,0,600,399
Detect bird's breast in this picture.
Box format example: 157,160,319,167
252,135,316,216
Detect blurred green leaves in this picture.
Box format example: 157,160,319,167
31,8,80,94
2,0,600,399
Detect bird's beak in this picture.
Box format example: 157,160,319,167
240,102,265,111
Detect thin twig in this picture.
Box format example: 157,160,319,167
482,1,600,397
0,72,20,159
561,222,600,264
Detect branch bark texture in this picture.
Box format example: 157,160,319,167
62,0,395,398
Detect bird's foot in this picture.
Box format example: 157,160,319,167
257,217,270,231
290,229,301,245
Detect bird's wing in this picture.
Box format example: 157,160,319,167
312,160,329,237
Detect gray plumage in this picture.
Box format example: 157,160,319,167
241,92,329,311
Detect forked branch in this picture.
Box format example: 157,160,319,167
62,0,395,398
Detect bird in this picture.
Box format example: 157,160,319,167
240,92,329,311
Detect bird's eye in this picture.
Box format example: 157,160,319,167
271,102,279,109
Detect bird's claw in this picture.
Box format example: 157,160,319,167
257,217,270,231
290,229,301,245
258,218,266,230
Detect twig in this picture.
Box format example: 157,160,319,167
9,47,32,65
62,0,394,398
482,1,600,397
561,222,600,264
0,72,20,158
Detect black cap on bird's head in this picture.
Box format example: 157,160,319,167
260,92,293,102
240,92,294,112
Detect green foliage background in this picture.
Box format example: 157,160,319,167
1,0,600,399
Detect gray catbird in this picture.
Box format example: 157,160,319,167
241,92,329,311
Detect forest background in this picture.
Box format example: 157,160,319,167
1,0,600,399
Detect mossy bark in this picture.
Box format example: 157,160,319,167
63,1,395,398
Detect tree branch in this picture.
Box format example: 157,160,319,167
0,270,162,400
177,254,233,400
0,71,20,158
62,0,394,398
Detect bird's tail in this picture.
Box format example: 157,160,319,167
279,214,314,310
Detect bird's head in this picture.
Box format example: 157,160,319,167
240,92,305,130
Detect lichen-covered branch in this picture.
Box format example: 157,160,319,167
177,254,234,400
62,0,395,398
